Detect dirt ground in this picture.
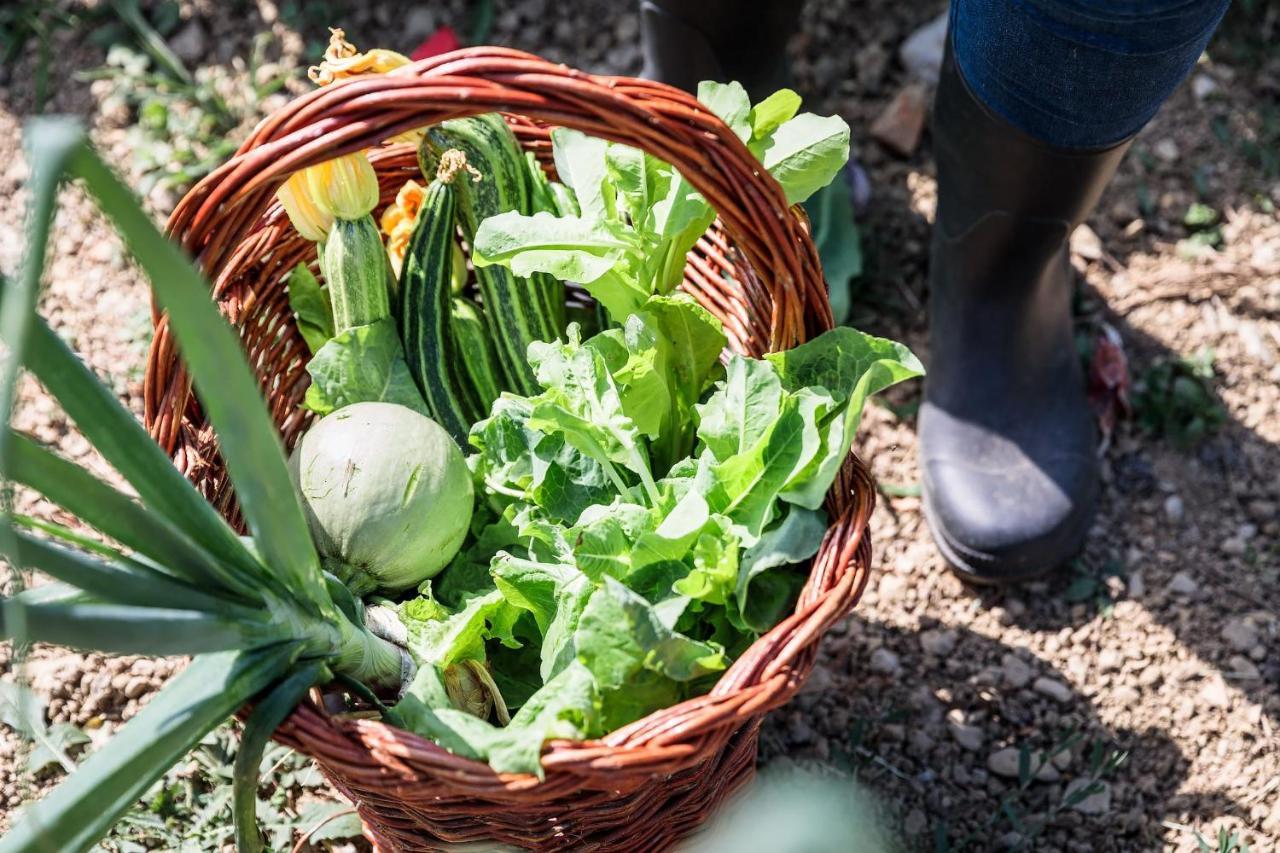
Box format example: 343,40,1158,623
0,1,1277,850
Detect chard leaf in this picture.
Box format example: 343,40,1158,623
605,144,671,228
698,80,752,143
491,554,594,681
302,318,428,416
749,88,803,138
632,488,708,571
472,211,640,285
674,516,740,606
711,395,808,543
550,128,615,220
399,589,508,667
395,658,601,778
576,577,726,687
640,296,727,469
286,263,333,354
755,112,851,205
526,336,654,496
598,669,682,732
569,511,634,580
470,395,537,497
736,505,827,629
803,177,862,325
765,327,924,508
529,432,614,525
696,356,784,462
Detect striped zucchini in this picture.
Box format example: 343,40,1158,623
450,297,503,414
399,170,479,445
523,151,567,338
421,115,558,395
324,215,391,332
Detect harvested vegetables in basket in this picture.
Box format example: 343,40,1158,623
0,35,923,853
266,66,922,774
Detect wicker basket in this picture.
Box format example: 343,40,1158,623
143,47,876,852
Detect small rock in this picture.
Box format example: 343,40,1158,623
1200,675,1231,709
1246,500,1276,524
1221,618,1259,652
1065,779,1112,815
1097,649,1123,672
1153,138,1180,163
404,7,437,40
168,19,207,66
1163,495,1185,524
1238,523,1258,541
988,747,1059,781
1033,677,1074,705
898,11,948,84
1071,224,1102,260
870,83,929,157
1167,572,1198,595
853,43,889,89
1127,571,1146,599
869,647,901,676
1001,654,1035,689
903,808,927,835
1191,73,1219,101
997,831,1024,850
907,729,936,756
123,677,150,700
1228,655,1261,680
919,628,958,657
877,572,906,600
1221,537,1247,557
948,719,985,752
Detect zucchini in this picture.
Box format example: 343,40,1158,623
523,152,567,338
450,297,503,413
324,215,391,332
399,169,480,445
421,115,558,395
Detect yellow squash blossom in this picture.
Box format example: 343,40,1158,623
304,150,380,221
380,180,426,276
276,169,334,242
309,28,423,145
308,28,410,87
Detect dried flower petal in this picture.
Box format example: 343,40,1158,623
309,27,411,87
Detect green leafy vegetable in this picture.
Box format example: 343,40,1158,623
302,318,429,416
286,263,334,354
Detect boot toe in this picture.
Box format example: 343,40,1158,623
920,407,1097,584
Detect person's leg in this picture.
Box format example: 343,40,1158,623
922,0,1230,583
637,0,801,99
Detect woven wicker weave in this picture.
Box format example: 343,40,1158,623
143,47,876,852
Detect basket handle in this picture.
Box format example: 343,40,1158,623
165,47,832,350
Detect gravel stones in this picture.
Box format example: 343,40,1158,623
1032,677,1074,705
919,628,958,657
869,647,902,676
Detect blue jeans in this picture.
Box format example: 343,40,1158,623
952,0,1232,149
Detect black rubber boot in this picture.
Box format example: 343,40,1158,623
920,46,1133,584
638,0,799,99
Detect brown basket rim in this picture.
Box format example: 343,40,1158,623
143,47,875,795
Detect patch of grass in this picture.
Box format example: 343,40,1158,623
100,724,362,851
0,0,90,111
1195,826,1253,853
1061,558,1126,617
1132,347,1227,449
80,4,296,196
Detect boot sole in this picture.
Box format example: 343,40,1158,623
921,483,1068,587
